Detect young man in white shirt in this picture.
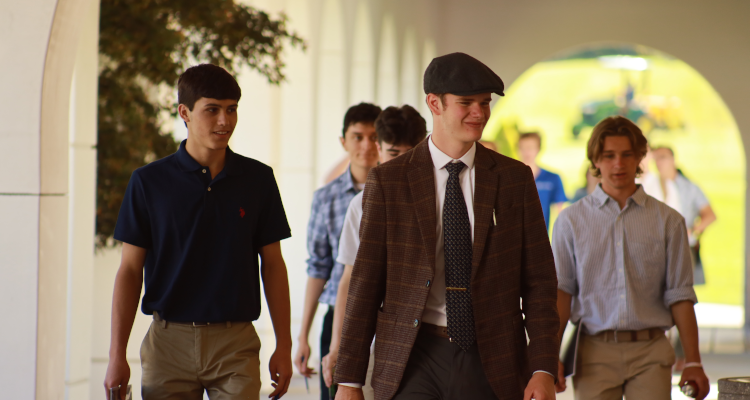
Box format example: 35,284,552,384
321,105,428,398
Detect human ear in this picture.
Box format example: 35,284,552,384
426,94,443,115
178,104,191,123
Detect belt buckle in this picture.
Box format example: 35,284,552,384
192,322,209,327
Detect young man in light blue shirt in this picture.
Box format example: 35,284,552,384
553,116,710,400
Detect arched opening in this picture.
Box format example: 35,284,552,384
486,43,746,318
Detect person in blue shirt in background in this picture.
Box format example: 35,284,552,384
518,132,568,229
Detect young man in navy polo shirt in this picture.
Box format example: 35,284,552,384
104,64,293,400
518,131,568,229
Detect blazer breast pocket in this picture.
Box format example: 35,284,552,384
491,204,523,234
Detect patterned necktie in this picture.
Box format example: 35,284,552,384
443,161,476,351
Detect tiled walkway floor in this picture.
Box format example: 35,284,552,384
266,353,750,400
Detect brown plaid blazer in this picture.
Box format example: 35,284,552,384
334,140,559,400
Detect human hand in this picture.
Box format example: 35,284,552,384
268,346,293,399
104,357,130,400
335,385,365,400
555,360,567,393
680,366,710,400
524,372,556,400
322,349,338,388
294,340,315,378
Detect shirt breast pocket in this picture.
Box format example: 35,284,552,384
627,240,666,282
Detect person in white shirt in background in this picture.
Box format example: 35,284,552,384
648,146,716,251
321,105,428,399
647,146,717,371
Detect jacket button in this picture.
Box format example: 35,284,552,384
413,319,419,327
426,280,431,287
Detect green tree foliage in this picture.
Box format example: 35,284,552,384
97,0,305,247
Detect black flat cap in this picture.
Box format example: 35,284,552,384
423,52,504,96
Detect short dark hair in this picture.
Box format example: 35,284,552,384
518,132,542,148
375,105,427,147
587,116,648,178
178,64,241,111
342,103,382,137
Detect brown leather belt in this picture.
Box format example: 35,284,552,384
586,328,664,343
153,311,233,327
421,322,450,339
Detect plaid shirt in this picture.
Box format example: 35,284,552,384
306,168,361,305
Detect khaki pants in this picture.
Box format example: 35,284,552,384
140,314,261,400
573,333,675,400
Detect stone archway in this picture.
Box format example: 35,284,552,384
486,42,746,337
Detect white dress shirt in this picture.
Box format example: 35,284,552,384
423,136,476,326
337,191,364,266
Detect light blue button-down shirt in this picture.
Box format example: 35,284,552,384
552,184,697,334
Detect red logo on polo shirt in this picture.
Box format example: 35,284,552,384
239,207,246,218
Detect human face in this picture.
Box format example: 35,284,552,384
517,137,541,165
340,122,379,169
652,148,677,179
431,93,492,144
594,136,641,192
179,97,238,151
377,142,413,163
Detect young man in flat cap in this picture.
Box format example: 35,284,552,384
334,53,560,400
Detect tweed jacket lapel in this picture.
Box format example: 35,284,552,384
407,140,437,272
471,144,498,281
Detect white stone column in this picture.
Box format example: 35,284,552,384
65,1,100,399
0,0,98,398
38,0,99,397
0,1,58,399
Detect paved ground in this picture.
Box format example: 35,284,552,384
266,353,750,400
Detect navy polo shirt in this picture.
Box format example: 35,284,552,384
114,140,291,322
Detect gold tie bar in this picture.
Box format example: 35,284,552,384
446,287,467,291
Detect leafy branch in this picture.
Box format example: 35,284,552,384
96,0,306,247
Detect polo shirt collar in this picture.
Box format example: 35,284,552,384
427,135,476,171
222,147,246,176
592,183,647,208
176,140,201,172
175,139,244,175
